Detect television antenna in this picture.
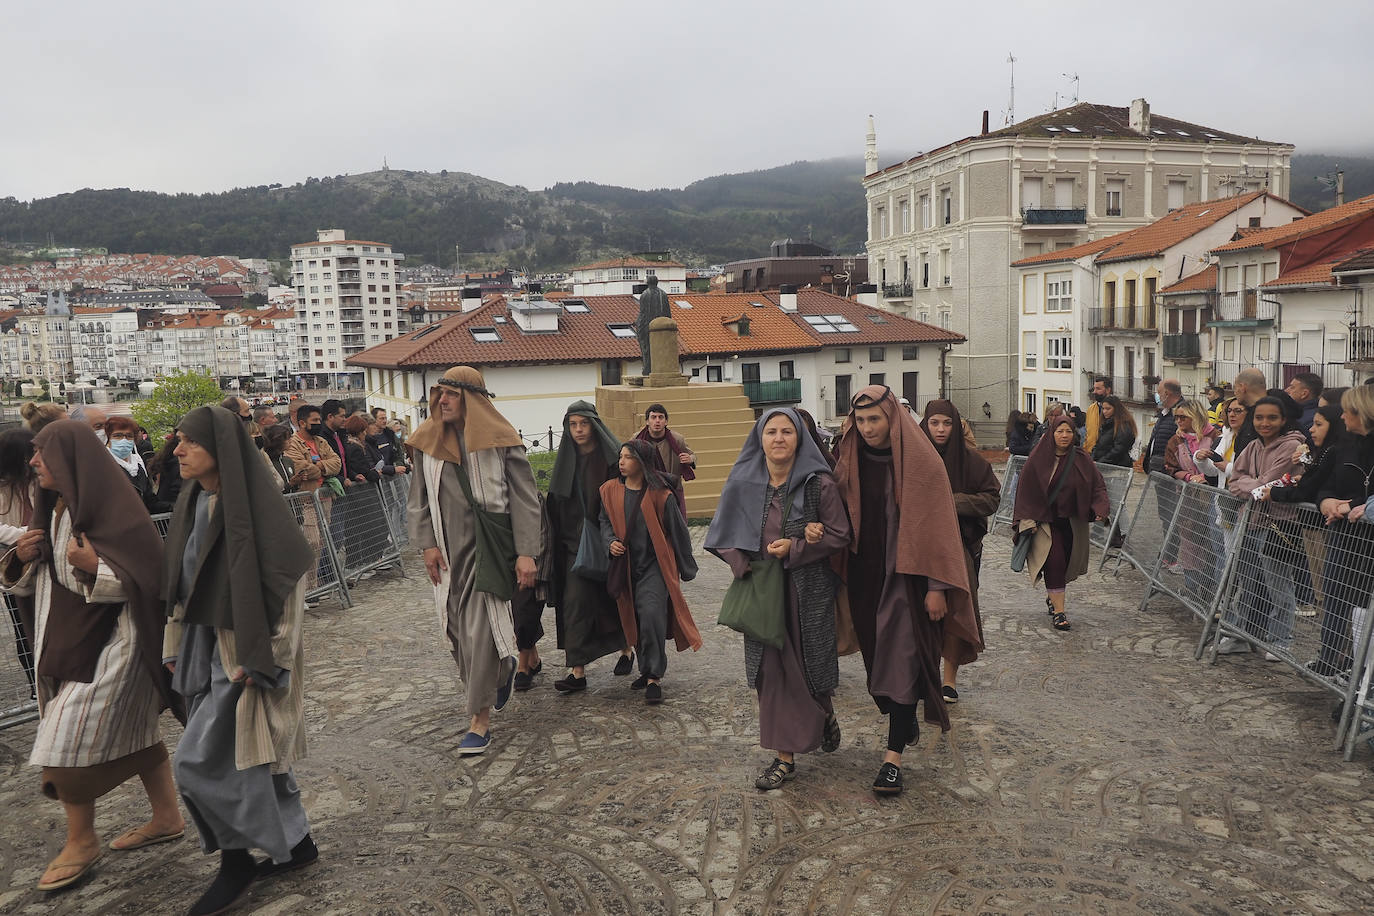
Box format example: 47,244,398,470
1315,165,1345,206
1002,53,1017,126
1062,72,1080,105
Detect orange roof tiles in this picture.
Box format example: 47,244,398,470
1212,193,1374,252
573,256,685,272
670,294,817,354
1260,250,1374,289
1159,265,1217,295
1013,193,1288,268
786,290,965,344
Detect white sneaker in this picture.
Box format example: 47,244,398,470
1216,636,1251,655
1296,604,1318,618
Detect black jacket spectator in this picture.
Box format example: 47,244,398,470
1091,417,1135,467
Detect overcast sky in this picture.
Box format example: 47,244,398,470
5,0,1370,201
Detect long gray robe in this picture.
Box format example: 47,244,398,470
408,443,541,716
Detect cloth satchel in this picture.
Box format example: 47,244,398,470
1011,448,1075,573
453,459,518,600
569,475,610,581
717,491,790,650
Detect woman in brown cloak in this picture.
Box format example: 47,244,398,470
1,420,183,892
920,399,999,703
833,386,981,796
1011,415,1110,632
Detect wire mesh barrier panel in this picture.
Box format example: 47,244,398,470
288,490,353,607
0,591,37,729
378,474,412,550
988,455,1027,535
1114,473,1173,576
1335,606,1374,760
1089,465,1135,566
333,479,406,584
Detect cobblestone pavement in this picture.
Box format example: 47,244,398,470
2,533,1372,915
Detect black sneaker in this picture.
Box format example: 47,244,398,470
189,849,256,916
512,671,534,692
613,652,635,676
553,674,587,693
872,762,903,795
644,682,663,705
257,834,318,880
942,685,959,704
630,674,649,690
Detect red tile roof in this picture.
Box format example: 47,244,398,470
1158,265,1217,295
669,294,818,354
1260,250,1374,289
1212,193,1374,252
785,290,965,344
1013,193,1292,267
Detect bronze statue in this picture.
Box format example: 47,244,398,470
636,276,670,375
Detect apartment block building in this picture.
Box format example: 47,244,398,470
863,99,1292,427
292,229,403,387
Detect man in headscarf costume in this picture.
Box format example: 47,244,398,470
407,366,541,754
920,399,999,704
162,405,319,915
546,400,634,693
706,408,850,790
598,439,701,704
833,385,981,796
1,420,184,893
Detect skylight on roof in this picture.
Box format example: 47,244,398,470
803,314,859,333
494,316,507,323
1064,126,1082,133
409,324,442,340
608,324,636,338
564,303,589,313
868,314,887,323
749,301,767,308
1046,126,1061,132
674,300,692,309
1152,129,1166,135
471,328,501,343
1174,129,1190,137
1204,133,1220,139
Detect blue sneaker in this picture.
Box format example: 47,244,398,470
457,730,491,755
494,657,517,712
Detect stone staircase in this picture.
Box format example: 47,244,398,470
595,383,757,519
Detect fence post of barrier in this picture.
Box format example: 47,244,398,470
1136,473,1187,614
1195,497,1252,661
1337,583,1374,758
378,478,410,579
1113,472,1153,575
1096,464,1135,572
314,489,353,608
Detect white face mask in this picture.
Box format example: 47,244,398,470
98,429,109,445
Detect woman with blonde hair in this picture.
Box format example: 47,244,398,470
21,402,67,433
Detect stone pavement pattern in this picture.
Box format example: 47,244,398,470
2,534,1372,915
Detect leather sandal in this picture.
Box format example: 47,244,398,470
1051,611,1071,631
754,757,796,790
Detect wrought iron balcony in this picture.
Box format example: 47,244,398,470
1023,207,1087,226
1349,325,1374,363
882,282,913,299
1163,333,1201,361
1215,290,1277,323
742,378,802,405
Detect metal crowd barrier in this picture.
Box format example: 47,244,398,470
1,591,37,729
149,488,352,608
378,473,411,550
988,455,1027,535
1129,472,1374,760
333,477,408,585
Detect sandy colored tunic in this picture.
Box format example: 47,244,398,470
2,510,162,768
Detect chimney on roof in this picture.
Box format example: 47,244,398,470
854,283,878,309
779,284,798,313
1129,98,1151,135
981,110,990,136
460,287,482,313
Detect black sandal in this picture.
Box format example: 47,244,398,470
821,714,841,753
1045,595,1055,615
1051,612,1071,631
754,757,796,790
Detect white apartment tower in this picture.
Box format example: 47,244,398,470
292,229,403,387
863,99,1292,428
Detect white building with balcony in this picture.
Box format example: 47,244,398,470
569,254,686,296
292,229,403,388
72,306,141,382
863,99,1292,429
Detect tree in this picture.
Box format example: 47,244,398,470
132,370,223,440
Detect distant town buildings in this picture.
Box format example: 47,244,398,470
290,228,404,388
569,252,686,296
0,251,265,296
864,98,1294,427
720,238,868,294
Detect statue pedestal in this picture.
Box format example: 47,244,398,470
595,381,757,519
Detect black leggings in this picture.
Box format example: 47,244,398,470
886,702,917,753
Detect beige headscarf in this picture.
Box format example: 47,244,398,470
407,366,523,464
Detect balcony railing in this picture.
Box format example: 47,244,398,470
1087,307,1156,331
1163,333,1201,361
1023,207,1087,225
882,282,913,299
1215,290,1277,322
1350,325,1374,363
742,378,802,405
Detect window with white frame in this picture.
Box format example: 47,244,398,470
1167,179,1186,210
1046,334,1072,370
940,188,953,224
1105,179,1124,216
1045,273,1073,312
919,194,930,229
622,268,640,280
899,199,910,233
1022,332,1038,369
